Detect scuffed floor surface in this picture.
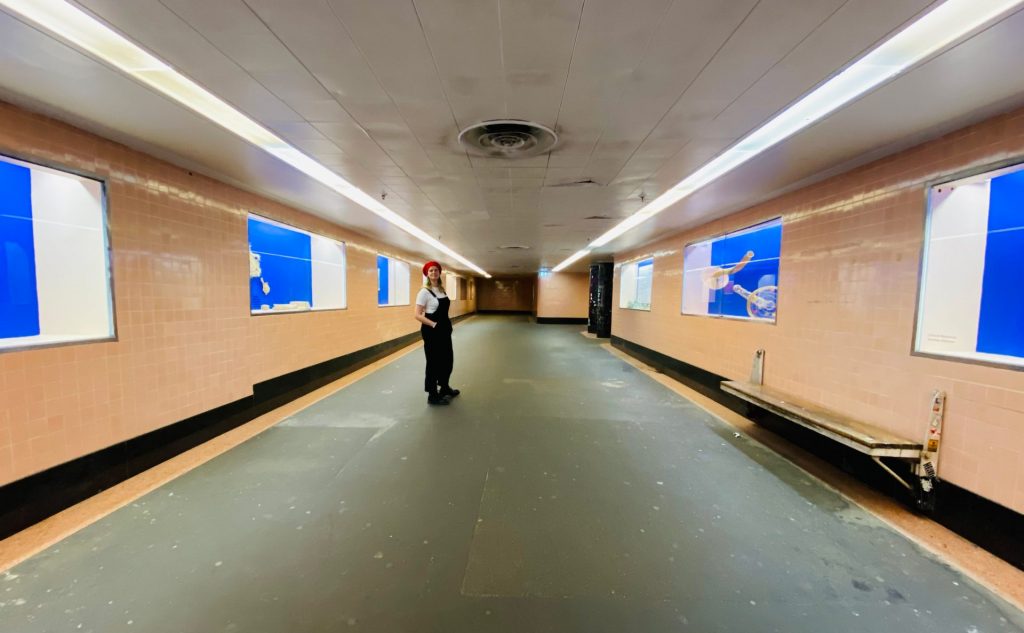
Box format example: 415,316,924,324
1,316,1022,632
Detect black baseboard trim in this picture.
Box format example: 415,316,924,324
0,314,471,541
611,335,1024,571
610,336,749,414
536,317,588,325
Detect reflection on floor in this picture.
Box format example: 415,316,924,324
1,316,1022,632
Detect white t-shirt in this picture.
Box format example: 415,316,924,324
416,287,447,314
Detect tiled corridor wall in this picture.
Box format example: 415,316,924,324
536,272,589,319
477,277,535,312
614,107,1024,515
0,101,475,487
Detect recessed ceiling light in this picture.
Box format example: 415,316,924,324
552,0,1024,272
0,0,490,278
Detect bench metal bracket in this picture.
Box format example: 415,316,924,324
842,391,946,512
912,390,945,512
750,349,765,385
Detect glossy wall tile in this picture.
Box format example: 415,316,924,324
537,272,589,319
613,107,1024,514
0,101,475,487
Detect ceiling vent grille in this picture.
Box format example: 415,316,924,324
458,120,557,159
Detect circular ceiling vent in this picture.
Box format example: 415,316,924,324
458,119,558,159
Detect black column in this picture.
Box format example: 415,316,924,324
588,262,613,338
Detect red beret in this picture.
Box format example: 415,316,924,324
422,261,442,276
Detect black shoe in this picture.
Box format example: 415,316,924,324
427,393,450,405
440,386,460,398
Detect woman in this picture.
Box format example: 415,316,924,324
414,261,460,405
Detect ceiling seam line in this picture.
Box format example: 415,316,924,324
576,0,682,184
151,0,406,213
409,0,486,238
708,0,852,125
317,0,465,238
601,0,763,193
550,0,586,136
239,0,433,218
150,0,305,125
145,1,433,218
544,0,586,182
497,0,508,119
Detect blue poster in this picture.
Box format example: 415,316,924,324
685,218,781,321
976,169,1024,358
248,217,312,311
377,255,389,305
0,160,41,338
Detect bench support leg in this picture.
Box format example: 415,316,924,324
870,456,938,512
871,456,913,491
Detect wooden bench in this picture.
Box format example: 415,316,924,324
720,364,944,511
721,381,922,458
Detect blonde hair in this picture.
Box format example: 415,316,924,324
423,271,445,292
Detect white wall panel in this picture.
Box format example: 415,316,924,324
311,235,346,310
681,241,713,315
916,183,990,356
30,169,111,337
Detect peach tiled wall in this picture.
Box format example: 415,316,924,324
477,277,535,312
614,106,1024,515
536,272,589,319
0,101,475,487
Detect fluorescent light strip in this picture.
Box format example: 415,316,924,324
556,0,1024,266
0,0,491,278
552,248,591,273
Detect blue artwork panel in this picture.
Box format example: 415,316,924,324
377,255,389,305
707,218,781,320
985,169,1024,231
248,217,312,311
0,161,40,338
976,170,1024,358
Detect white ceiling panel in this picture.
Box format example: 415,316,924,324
686,0,937,140
413,0,508,127
547,0,674,170
77,0,304,123
577,0,761,182
498,0,583,125
672,0,849,120
0,0,1021,274
157,0,335,103
324,0,456,136
243,0,398,109
599,5,1024,259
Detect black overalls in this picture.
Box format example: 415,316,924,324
421,289,453,394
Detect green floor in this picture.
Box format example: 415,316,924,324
2,316,1021,632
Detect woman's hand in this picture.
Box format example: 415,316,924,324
430,321,437,328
